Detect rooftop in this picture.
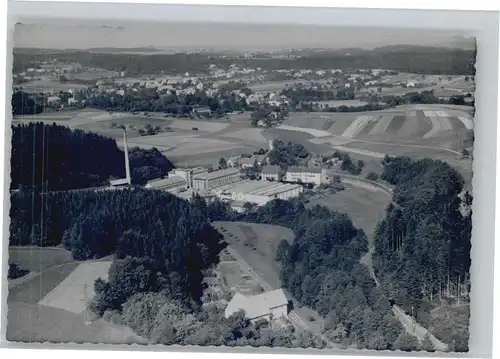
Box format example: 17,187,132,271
110,178,130,186
225,289,289,320
195,167,240,181
261,165,281,174
145,175,186,189
286,166,322,174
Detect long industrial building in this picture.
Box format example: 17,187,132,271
169,167,208,188
145,175,187,193
213,179,303,206
193,167,242,192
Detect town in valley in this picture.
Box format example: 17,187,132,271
6,20,474,352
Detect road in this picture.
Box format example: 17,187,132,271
392,305,448,352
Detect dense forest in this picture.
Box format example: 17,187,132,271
11,90,44,115
10,123,173,191
373,155,472,351
13,46,476,75
10,188,223,310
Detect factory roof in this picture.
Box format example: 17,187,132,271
215,180,301,198
174,166,207,173
110,178,130,186
286,166,322,174
195,167,240,181
145,175,186,189
251,183,302,196
261,165,281,174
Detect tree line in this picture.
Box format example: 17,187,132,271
10,123,174,191
13,46,476,75
373,155,472,351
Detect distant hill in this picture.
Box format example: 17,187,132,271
85,46,161,53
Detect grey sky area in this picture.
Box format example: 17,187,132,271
10,2,475,52
13,20,475,51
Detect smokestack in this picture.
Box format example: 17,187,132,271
123,128,131,185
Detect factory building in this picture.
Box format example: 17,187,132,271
261,165,281,181
169,167,209,188
213,179,303,206
285,166,326,186
192,167,242,192
145,175,187,193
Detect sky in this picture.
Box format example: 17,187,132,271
13,20,475,51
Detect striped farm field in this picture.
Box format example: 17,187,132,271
369,115,393,135
341,116,375,138
385,115,406,134
398,115,420,137
356,116,379,137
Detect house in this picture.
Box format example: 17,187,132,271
225,289,290,322
192,107,212,118
285,166,326,186
240,157,257,169
254,155,267,166
226,156,241,168
261,165,281,181
406,80,418,88
47,96,61,104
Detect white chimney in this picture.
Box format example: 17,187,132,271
123,128,131,185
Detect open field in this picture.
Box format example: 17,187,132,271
307,185,391,236
75,116,173,138
263,128,332,154
166,119,231,132
9,247,74,274
213,221,295,289
218,128,268,143
8,262,80,304
6,302,147,344
216,261,265,296
38,261,112,314
277,124,332,138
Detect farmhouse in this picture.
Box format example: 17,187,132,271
213,179,303,206
145,175,187,193
240,157,256,169
169,167,209,188
285,166,326,186
225,289,290,322
193,167,242,192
